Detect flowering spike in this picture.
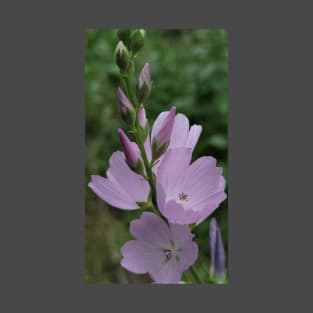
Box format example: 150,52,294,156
151,106,176,160
117,128,142,172
117,87,135,124
137,63,151,104
210,218,226,283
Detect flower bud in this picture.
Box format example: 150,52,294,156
115,41,130,73
136,63,151,104
139,63,151,89
151,106,176,160
137,105,150,140
118,128,143,173
209,218,226,284
117,29,131,48
130,29,146,54
117,87,135,124
138,105,147,128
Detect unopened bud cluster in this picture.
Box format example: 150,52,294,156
115,29,146,75
115,29,151,138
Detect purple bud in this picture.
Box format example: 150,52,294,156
117,128,140,167
155,106,176,147
138,105,147,128
117,87,133,114
210,218,226,283
139,63,151,89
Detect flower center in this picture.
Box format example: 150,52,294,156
163,249,172,260
178,192,188,201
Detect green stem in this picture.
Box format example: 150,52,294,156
135,131,157,208
124,76,135,104
140,199,159,215
149,205,159,215
121,57,160,217
189,266,202,284
122,58,136,106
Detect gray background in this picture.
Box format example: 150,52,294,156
1,0,312,311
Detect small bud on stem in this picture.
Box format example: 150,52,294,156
115,41,131,74
130,29,146,55
151,107,176,160
117,87,135,124
137,63,152,104
118,128,144,174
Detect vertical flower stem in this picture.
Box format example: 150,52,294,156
122,75,135,106
121,59,159,214
122,59,136,105
135,131,157,208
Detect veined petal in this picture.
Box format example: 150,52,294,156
187,176,226,212
121,240,163,274
161,200,200,225
176,241,198,272
180,156,225,209
186,125,202,150
169,223,195,246
195,191,227,225
157,147,192,196
107,151,150,203
156,182,166,212
88,175,137,210
151,111,168,142
150,257,182,284
169,113,190,148
129,212,171,247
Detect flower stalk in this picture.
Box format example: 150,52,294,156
134,128,157,208
89,29,228,284
115,33,157,212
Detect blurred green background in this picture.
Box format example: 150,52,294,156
85,29,228,283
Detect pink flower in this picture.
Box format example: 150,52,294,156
145,110,202,175
151,110,202,151
156,147,226,225
121,212,198,283
88,151,150,210
150,111,202,173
